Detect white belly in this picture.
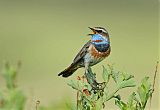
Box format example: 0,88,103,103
84,52,104,66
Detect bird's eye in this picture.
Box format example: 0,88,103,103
96,30,102,33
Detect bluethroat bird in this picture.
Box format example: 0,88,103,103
58,27,111,77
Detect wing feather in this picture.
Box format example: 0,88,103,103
73,40,91,64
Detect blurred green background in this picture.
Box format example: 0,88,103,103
0,0,159,110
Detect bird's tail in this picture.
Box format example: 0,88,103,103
58,64,78,77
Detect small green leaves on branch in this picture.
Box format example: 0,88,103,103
0,62,26,110
115,77,153,110
67,65,141,110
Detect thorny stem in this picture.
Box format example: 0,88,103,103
85,67,106,91
84,65,119,102
149,61,159,110
85,72,98,89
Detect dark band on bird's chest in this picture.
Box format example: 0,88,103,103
93,43,110,52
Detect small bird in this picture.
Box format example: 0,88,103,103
58,27,111,77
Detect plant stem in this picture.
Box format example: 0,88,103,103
149,61,159,110
77,91,79,110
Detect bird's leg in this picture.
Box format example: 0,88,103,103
84,62,90,74
84,62,90,79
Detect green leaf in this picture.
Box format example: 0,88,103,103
94,97,103,110
127,92,137,108
117,72,134,84
122,72,134,80
4,89,26,110
2,64,17,89
67,80,83,91
102,66,111,83
112,71,120,83
117,78,136,90
137,77,152,108
141,77,151,92
103,87,109,100
115,99,127,110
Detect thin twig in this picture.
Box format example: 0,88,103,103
76,91,79,110
149,61,159,110
36,100,40,110
76,76,82,110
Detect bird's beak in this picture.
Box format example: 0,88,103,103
88,27,96,36
88,27,96,33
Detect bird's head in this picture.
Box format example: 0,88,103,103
88,27,109,37
88,27,110,44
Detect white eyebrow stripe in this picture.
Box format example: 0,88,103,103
96,29,108,33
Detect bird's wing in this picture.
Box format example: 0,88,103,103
73,40,91,64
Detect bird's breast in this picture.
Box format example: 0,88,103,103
93,43,109,52
90,44,110,58
85,44,111,66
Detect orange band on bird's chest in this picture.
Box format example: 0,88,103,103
90,45,110,58
92,40,103,42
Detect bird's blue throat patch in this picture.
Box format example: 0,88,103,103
91,34,110,52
